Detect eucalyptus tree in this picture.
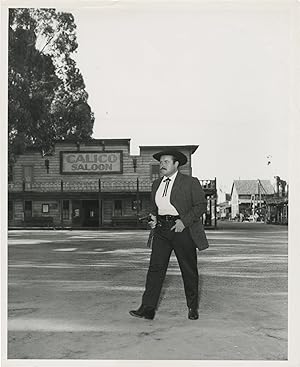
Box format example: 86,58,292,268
8,8,94,162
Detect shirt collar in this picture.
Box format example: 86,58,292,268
164,170,178,181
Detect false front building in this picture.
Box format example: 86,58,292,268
230,179,275,220
8,139,217,229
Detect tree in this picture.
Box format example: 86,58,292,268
8,8,94,162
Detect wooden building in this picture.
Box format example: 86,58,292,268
265,176,288,225
217,193,231,220
230,179,275,220
265,196,288,225
8,139,217,229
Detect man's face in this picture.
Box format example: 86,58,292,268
159,155,179,177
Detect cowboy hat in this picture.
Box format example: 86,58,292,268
153,150,188,166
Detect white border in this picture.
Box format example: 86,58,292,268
1,1,300,366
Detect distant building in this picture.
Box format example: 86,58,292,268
265,176,288,225
217,193,231,220
230,180,275,219
8,138,217,229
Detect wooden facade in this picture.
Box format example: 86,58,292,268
8,139,217,229
265,177,288,225
230,180,275,220
229,178,289,224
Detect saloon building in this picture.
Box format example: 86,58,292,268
8,139,217,229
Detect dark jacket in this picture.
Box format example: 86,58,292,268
150,172,209,251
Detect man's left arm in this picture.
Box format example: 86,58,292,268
179,178,207,228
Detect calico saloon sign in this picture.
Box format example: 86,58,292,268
60,151,123,174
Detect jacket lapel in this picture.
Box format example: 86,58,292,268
154,177,163,193
152,177,163,201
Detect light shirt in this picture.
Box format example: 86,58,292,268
155,171,179,215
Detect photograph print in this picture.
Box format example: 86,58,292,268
3,1,298,365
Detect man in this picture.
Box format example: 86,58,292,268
129,149,209,321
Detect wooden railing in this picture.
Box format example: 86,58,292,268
8,180,153,193
8,178,216,193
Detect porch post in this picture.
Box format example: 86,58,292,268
98,178,102,227
60,180,63,228
136,178,140,225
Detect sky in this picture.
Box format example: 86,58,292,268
69,1,292,193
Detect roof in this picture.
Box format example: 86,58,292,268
139,145,199,154
225,193,231,201
232,180,275,195
56,138,131,145
266,196,288,205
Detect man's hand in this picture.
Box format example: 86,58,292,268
171,219,185,232
148,214,157,229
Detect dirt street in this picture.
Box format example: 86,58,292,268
7,222,288,360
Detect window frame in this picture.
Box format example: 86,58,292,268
62,200,70,220
42,204,49,214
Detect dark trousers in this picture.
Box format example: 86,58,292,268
141,226,199,310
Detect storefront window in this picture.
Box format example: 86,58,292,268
23,166,33,190
24,201,32,218
114,200,122,216
63,200,70,220
132,199,142,211
42,204,49,213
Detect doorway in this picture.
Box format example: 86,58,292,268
72,200,100,227
82,200,99,227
